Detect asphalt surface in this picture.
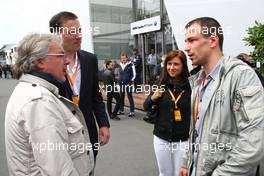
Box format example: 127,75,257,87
0,78,158,176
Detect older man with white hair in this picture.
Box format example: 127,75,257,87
5,33,94,176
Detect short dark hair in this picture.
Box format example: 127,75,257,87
185,17,224,51
105,60,112,68
160,50,190,85
120,53,128,57
237,53,256,68
132,48,138,52
49,11,78,33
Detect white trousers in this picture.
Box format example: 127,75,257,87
191,166,196,176
154,135,188,176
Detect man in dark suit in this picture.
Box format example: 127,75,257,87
49,11,110,161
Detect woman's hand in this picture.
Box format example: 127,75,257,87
151,89,163,101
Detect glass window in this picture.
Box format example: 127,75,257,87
137,0,160,20
92,4,111,23
90,1,133,62
163,24,178,54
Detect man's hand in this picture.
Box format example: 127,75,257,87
99,127,110,146
179,167,188,176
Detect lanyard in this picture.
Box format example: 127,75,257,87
194,93,199,125
66,59,79,89
194,77,211,126
66,59,80,105
167,88,185,109
168,88,185,121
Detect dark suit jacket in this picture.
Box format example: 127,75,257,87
66,50,110,147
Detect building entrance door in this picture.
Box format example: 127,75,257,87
139,31,162,84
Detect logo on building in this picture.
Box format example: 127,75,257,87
130,16,161,35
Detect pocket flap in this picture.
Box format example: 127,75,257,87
65,116,83,134
240,86,261,97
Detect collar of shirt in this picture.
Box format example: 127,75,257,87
120,61,130,70
67,54,79,73
66,53,81,95
208,59,222,81
130,55,137,61
199,59,222,85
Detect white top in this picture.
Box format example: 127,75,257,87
147,53,157,65
67,54,81,95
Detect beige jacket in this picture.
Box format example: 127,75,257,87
5,74,94,176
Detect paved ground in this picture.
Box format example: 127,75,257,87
0,79,15,176
0,78,158,176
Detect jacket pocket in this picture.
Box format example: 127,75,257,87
65,116,86,156
238,86,263,122
211,129,237,151
202,130,237,174
65,117,83,134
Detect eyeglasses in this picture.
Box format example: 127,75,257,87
47,53,66,59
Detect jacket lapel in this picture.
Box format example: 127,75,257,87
78,51,86,105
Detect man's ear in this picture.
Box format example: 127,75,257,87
209,35,219,49
34,59,46,70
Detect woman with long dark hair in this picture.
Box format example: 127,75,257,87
143,50,191,176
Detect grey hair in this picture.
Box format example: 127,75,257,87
13,33,62,79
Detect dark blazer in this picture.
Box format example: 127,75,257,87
66,50,110,151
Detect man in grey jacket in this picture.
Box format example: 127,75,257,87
5,33,94,175
180,17,264,176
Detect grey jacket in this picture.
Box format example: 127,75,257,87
182,56,264,176
5,74,94,176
